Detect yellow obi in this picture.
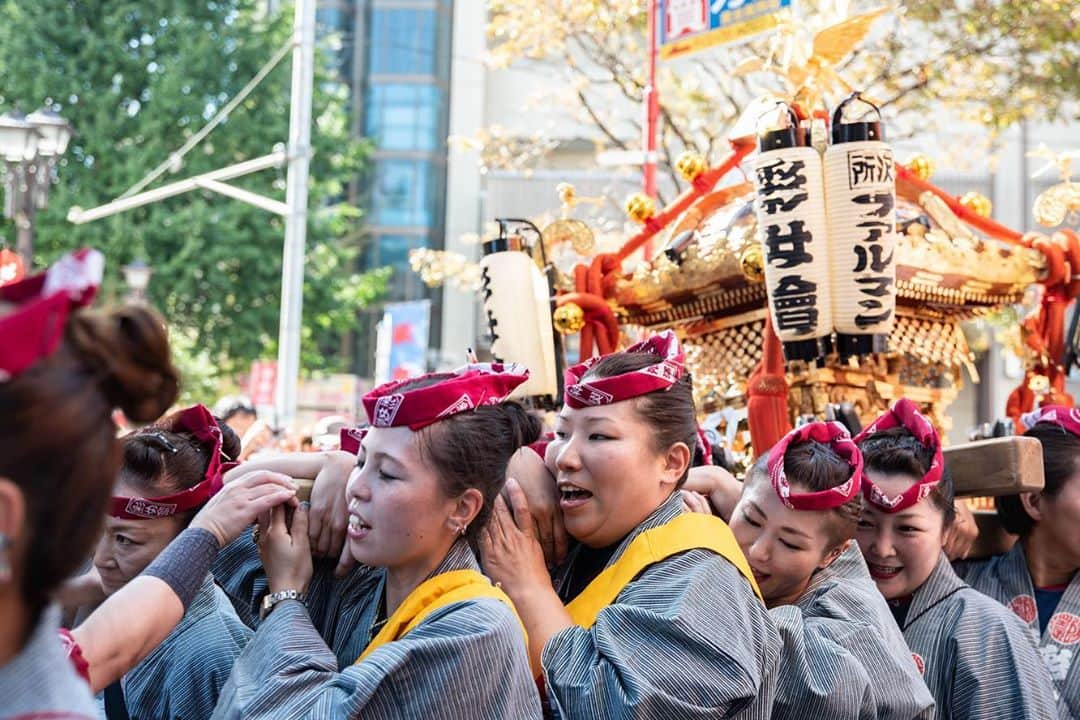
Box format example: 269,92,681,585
564,512,762,629
355,569,525,663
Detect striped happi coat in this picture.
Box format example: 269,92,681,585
956,542,1080,719
211,539,542,719
0,605,97,720
900,553,1057,720
214,530,375,667
771,543,936,720
542,493,781,719
113,574,251,720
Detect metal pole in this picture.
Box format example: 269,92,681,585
15,166,35,265
275,0,316,431
643,0,661,256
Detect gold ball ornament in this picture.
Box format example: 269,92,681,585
959,191,992,218
625,193,658,224
675,152,708,183
739,243,766,283
553,303,586,335
907,154,935,181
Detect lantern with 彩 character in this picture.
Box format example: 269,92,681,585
752,103,833,363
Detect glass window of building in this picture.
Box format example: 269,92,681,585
363,233,429,300
369,8,437,76
371,159,436,227
365,84,441,151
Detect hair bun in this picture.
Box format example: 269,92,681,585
67,306,179,422
502,402,543,449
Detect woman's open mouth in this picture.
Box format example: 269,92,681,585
558,482,593,510
867,562,903,580
348,514,372,540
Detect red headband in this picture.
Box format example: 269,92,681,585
362,363,529,431
0,248,103,382
1022,405,1080,437
109,405,232,520
564,330,684,409
854,398,943,513
340,426,368,455
768,422,863,510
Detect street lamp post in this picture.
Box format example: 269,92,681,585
122,258,153,304
0,107,72,266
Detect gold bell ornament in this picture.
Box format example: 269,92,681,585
959,191,992,218
675,152,707,183
625,193,658,224
907,154,935,181
553,303,586,334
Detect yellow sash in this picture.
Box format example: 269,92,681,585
565,512,762,629
355,569,525,663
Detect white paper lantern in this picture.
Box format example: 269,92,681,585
824,93,897,357
479,246,559,400
752,105,833,362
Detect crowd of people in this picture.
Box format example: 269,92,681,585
1,248,1078,719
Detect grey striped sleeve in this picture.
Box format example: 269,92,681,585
0,605,98,718
903,557,1058,720
786,545,935,719
769,606,879,719
955,544,1080,719
123,580,252,719
212,529,381,668
542,549,780,720
211,597,543,719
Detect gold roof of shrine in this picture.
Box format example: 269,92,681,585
616,186,1045,328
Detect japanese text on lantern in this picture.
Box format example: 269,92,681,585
756,156,818,336
847,149,895,328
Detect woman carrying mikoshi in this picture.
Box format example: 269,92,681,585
211,364,543,719
726,421,935,719
84,405,254,719
481,331,780,719
953,405,1080,719
854,399,1057,719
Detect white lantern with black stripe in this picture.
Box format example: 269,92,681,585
479,223,559,402
824,93,897,358
752,103,833,362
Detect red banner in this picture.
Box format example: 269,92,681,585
247,360,278,407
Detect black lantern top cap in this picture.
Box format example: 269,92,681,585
831,92,884,144
756,102,810,151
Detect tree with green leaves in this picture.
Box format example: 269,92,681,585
0,0,388,395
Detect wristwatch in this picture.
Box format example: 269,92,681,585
260,589,306,619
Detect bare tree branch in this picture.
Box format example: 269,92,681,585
576,88,631,150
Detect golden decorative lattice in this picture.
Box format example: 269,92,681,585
679,312,973,415
891,312,977,382
682,317,766,409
